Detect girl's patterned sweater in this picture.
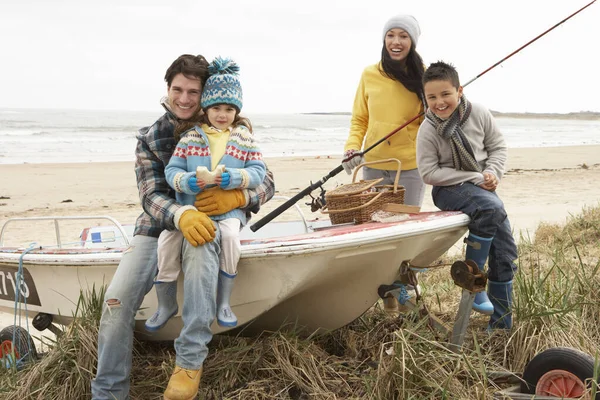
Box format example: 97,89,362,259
165,124,266,226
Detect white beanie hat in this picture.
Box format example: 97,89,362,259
382,14,421,47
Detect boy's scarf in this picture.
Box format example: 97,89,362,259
425,96,481,172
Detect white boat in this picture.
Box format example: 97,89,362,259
0,203,469,341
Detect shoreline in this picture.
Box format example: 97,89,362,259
1,144,600,243
300,111,600,120
1,144,600,167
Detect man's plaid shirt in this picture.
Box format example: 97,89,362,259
133,112,275,238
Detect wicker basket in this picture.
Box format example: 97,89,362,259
324,158,405,225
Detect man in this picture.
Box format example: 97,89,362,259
91,54,275,400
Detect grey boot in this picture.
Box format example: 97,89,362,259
465,233,494,315
487,280,513,330
217,271,238,327
145,281,178,332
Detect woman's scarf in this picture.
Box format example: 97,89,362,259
425,96,481,172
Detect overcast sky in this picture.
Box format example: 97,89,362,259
1,0,598,114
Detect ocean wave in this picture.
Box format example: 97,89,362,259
0,122,140,132
69,126,141,132
0,120,38,126
0,110,598,164
255,125,319,132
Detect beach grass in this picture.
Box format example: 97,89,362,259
1,206,600,399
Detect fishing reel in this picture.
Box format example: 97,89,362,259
305,185,327,212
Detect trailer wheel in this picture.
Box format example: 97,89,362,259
0,325,38,364
521,347,599,399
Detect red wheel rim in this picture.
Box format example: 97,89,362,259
536,369,587,398
0,340,19,359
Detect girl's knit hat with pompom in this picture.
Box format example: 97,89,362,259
201,57,243,112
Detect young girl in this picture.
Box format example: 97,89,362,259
145,57,266,330
342,14,426,207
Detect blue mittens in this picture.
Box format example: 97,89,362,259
220,172,231,188
188,176,201,193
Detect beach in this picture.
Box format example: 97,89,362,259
1,146,600,245
1,145,600,345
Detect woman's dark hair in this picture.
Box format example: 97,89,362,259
379,44,425,100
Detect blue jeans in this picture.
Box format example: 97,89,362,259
91,230,221,400
363,167,425,206
432,183,517,282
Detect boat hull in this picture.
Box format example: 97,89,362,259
0,212,469,340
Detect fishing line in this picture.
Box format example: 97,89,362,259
251,0,596,232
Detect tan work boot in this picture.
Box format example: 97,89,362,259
163,366,202,400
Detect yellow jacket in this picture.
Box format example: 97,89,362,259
345,63,424,171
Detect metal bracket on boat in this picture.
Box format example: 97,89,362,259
450,260,487,292
377,261,422,305
448,261,489,352
400,261,423,299
378,262,453,340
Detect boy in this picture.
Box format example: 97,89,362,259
416,61,518,330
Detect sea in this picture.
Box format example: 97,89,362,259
1,108,600,164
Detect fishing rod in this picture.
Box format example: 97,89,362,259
250,0,596,232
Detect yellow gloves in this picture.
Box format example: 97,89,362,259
194,187,246,216
178,188,246,246
178,210,216,246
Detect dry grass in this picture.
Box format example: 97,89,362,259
2,206,600,399
0,286,104,400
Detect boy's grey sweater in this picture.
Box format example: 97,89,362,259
416,102,507,187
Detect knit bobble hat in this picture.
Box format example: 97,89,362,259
382,14,421,47
200,57,243,112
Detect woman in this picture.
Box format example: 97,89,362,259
343,14,426,206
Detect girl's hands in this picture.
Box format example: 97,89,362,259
188,176,207,193
219,172,231,188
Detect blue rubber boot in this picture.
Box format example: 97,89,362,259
217,271,238,327
465,233,494,315
145,281,178,332
487,280,513,330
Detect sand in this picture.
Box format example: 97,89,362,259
1,145,600,244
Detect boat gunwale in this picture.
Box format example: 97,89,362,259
0,212,469,264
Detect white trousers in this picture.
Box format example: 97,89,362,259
156,218,241,282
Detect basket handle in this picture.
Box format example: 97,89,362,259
321,192,384,214
352,158,402,193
